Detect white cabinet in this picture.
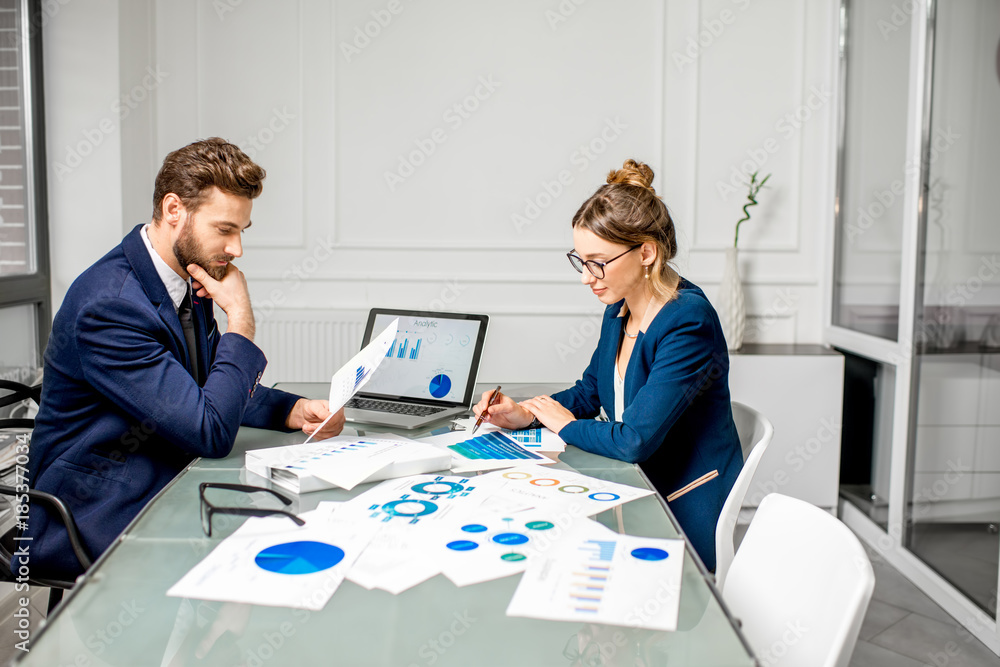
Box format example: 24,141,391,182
728,345,845,512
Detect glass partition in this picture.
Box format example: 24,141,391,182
906,0,1000,617
832,0,913,340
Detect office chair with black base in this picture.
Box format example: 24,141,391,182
0,485,93,614
0,379,92,615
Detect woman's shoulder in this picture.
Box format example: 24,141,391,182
659,278,717,322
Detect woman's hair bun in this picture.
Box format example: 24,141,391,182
606,159,655,194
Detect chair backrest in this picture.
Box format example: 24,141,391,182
0,380,41,430
0,485,93,575
722,493,875,667
714,401,773,590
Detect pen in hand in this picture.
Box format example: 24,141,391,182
471,385,502,435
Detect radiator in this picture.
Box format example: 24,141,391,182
254,310,367,384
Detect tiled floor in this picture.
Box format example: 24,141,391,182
850,542,1000,667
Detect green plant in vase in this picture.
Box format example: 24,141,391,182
720,171,771,351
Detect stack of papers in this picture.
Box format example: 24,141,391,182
170,466,683,629
246,435,450,493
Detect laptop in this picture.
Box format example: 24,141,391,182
343,308,490,429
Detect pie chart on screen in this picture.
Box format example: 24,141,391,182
429,374,451,398
254,541,344,575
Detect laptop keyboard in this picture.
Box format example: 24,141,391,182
345,397,446,417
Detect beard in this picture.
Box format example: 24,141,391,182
173,216,234,281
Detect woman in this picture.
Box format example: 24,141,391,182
473,159,742,571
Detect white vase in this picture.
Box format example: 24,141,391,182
718,247,746,351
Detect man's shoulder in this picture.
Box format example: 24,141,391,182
59,238,154,321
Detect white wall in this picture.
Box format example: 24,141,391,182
44,0,840,384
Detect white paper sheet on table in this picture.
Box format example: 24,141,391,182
246,435,450,493
345,524,441,594
477,464,655,516
302,318,398,444
336,473,522,594
433,507,592,587
167,503,377,610
506,521,685,631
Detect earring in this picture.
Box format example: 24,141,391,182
644,265,650,279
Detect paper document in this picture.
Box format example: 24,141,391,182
338,473,504,527
506,521,685,631
449,417,567,453
419,430,558,474
434,508,591,587
479,464,655,516
304,318,398,443
167,503,377,610
246,435,450,493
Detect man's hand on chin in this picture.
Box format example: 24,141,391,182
286,399,346,439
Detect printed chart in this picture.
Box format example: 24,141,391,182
480,464,655,516
437,509,588,587
168,504,377,610
447,432,544,462
506,523,685,631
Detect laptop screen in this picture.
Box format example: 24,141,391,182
358,309,489,407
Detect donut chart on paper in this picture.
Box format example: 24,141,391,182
382,499,439,517
254,541,345,575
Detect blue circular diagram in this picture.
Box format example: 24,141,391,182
589,492,621,502
492,532,529,546
447,540,479,551
382,499,438,517
254,541,344,575
631,547,669,561
412,481,464,495
461,524,488,533
429,374,452,398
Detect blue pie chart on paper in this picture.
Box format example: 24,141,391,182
631,547,669,561
254,541,345,575
429,374,452,398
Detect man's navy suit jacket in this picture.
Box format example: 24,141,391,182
24,225,300,579
552,280,743,571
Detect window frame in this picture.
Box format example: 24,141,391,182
0,0,50,360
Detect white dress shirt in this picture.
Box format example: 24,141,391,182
140,223,190,312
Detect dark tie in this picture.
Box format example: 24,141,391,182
178,288,201,384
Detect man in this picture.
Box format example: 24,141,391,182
25,138,344,579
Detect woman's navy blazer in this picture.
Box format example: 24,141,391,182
553,279,743,570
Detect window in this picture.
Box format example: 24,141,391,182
0,0,48,383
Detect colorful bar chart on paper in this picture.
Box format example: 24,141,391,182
448,432,543,461
501,428,544,444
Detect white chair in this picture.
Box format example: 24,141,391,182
722,493,875,667
714,401,774,590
